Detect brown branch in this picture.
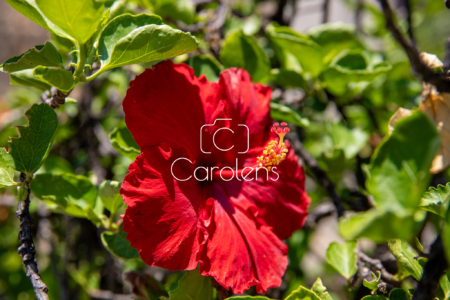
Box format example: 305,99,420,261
412,236,448,300
322,0,330,23
358,250,397,284
444,36,450,73
16,173,49,300
446,0,449,9
288,133,345,217
378,0,450,93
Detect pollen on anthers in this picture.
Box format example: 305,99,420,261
257,122,290,171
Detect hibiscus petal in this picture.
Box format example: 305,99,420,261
215,68,273,155
123,60,219,160
199,184,288,294
122,145,207,270
241,142,310,240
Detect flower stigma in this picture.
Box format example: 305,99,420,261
257,122,290,171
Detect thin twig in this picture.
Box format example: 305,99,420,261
358,250,397,284
273,0,289,26
16,173,49,300
402,0,415,42
444,36,450,73
378,0,450,93
288,132,345,217
322,0,330,23
412,236,448,300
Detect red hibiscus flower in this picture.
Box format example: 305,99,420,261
121,60,310,294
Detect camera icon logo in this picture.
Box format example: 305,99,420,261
200,119,249,154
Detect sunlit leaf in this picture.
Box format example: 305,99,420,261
388,239,422,281
367,111,440,211
307,22,363,63
440,270,450,300
220,30,271,83
419,183,450,217
109,120,140,160
266,23,324,78
8,103,58,175
164,269,214,300
187,55,222,82
96,13,197,73
33,66,74,92
9,69,52,91
311,278,332,300
32,173,97,218
339,209,422,243
285,286,321,300
325,241,358,280
0,148,17,187
1,42,63,72
36,0,105,44
363,271,381,292
270,102,310,127
99,180,123,216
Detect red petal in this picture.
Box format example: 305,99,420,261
123,60,219,160
199,184,288,294
238,141,310,240
122,145,207,270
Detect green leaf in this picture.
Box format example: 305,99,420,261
35,0,105,44
125,271,168,300
9,69,52,91
362,297,388,300
109,120,140,160
1,42,63,72
440,270,450,300
99,180,123,216
322,50,391,96
388,239,422,281
220,30,271,83
270,102,310,127
165,269,214,300
330,124,369,159
367,111,440,211
363,271,381,291
8,103,58,175
307,22,363,63
443,206,450,265
419,183,450,217
339,209,422,243
266,23,324,78
32,173,97,218
311,278,332,300
325,241,358,280
285,286,321,300
85,205,103,226
187,55,222,82
271,68,306,89
151,0,196,25
96,13,198,73
101,229,139,260
0,148,18,187
33,66,74,93
389,289,409,300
